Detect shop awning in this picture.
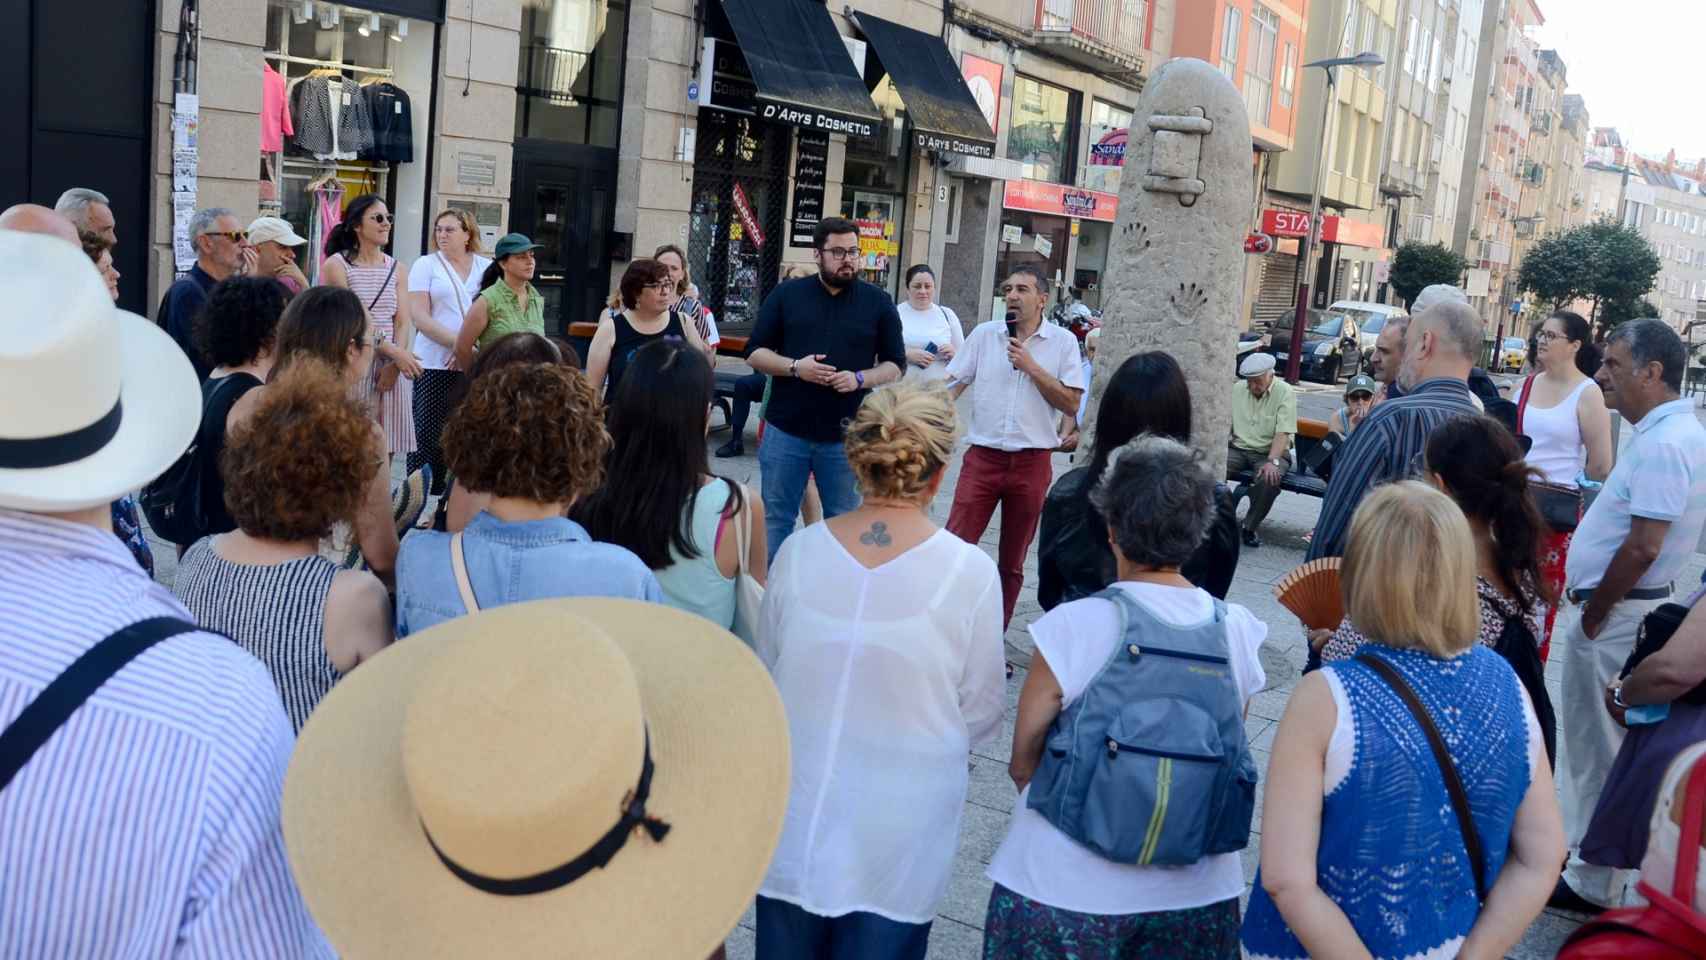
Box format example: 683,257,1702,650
713,0,883,139
849,12,997,159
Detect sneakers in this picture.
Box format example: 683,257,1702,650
715,439,744,459
1241,528,1262,549
1547,878,1606,915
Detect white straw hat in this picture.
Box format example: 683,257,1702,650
283,598,791,959
0,232,201,511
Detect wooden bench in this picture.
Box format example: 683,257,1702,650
1227,417,1331,499
564,322,752,431
564,322,748,357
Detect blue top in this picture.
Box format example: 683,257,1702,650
395,511,664,637
1240,644,1533,960
156,264,218,382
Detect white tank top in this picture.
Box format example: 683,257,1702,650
1521,376,1592,486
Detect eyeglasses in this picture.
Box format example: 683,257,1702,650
648,280,676,291
821,246,860,260
205,230,248,243
433,223,464,233
1536,330,1568,343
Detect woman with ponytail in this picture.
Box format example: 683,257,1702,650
1516,310,1613,657
1314,415,1558,763
319,193,422,464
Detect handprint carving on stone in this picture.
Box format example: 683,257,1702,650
1119,220,1153,265
1169,281,1209,324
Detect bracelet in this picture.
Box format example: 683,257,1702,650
789,358,798,377
1613,685,1630,709
855,370,865,388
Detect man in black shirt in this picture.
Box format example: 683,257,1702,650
747,217,905,562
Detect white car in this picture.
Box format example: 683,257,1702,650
1329,301,1409,366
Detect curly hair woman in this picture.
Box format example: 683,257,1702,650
171,359,392,731
753,381,1006,958
393,361,662,637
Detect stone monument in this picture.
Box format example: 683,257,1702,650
1083,58,1252,480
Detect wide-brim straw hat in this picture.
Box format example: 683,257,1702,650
0,232,201,511
283,598,790,958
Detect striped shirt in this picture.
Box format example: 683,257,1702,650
1306,378,1478,560
0,510,332,957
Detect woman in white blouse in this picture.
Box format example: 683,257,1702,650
896,264,964,382
405,209,491,494
756,381,1007,959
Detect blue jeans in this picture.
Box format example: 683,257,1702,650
759,424,860,564
755,896,931,960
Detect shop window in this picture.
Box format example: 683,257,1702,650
263,1,435,282
1006,75,1079,185
515,0,627,147
994,212,1070,321
689,109,788,332
1084,99,1132,195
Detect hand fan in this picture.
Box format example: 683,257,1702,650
1273,558,1344,630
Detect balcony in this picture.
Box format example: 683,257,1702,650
1032,0,1145,79
519,44,592,105
1531,112,1552,135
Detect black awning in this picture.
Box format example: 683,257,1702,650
849,12,996,159
714,0,882,139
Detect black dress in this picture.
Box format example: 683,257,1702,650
606,308,687,395
1036,467,1241,609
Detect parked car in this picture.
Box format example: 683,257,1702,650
1328,300,1408,367
1498,336,1529,373
1266,309,1361,383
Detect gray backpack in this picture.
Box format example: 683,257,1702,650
1026,587,1257,866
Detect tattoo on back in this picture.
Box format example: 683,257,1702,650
859,522,893,548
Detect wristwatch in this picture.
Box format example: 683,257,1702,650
1612,685,1630,709
788,358,798,377
1268,458,1282,467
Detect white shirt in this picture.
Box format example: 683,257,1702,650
987,582,1268,915
896,300,964,383
947,319,1087,452
408,252,491,369
1519,376,1593,486
757,525,1008,923
1566,398,1706,592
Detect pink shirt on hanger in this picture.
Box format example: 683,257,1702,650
261,63,294,152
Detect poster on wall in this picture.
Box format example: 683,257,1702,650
959,54,1003,140
733,183,766,250
790,131,830,247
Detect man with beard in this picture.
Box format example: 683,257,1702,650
1305,299,1480,564
747,217,906,563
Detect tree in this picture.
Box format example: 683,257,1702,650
1516,228,1596,310
1389,242,1468,308
1516,218,1660,333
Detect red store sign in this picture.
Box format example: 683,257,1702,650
1259,208,1384,249
1003,180,1120,223
732,183,765,249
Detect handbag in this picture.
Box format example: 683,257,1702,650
1356,653,1489,900
1621,602,1706,706
1558,752,1706,958
450,531,480,614
727,479,764,648
1516,375,1584,534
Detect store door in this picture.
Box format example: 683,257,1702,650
511,143,617,337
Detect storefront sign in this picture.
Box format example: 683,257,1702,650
959,54,1003,138
1088,128,1127,166
790,131,830,247
1002,180,1119,223
1260,208,1313,237
698,39,876,139
733,182,765,250
457,152,497,187
913,131,995,159
1258,208,1384,248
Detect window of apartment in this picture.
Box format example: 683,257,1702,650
1220,6,1242,80
1006,74,1080,184
1403,15,1419,75
1351,115,1369,181
1361,4,1376,55
1421,27,1435,89
1245,5,1279,127
1375,20,1393,84
1279,41,1297,108
1341,3,1359,56
515,0,628,146
1333,103,1354,174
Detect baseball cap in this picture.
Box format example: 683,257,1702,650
1344,374,1377,398
493,233,543,258
247,216,307,247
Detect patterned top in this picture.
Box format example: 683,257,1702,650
1307,378,1478,561
341,252,399,334
0,510,331,956
173,538,343,733
476,281,546,351
1321,577,1540,663
1242,645,1534,960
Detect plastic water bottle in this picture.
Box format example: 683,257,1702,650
1625,702,1671,725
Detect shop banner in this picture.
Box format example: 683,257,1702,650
790,131,830,247
1002,180,1119,223
1259,208,1385,249
697,38,877,139
1261,208,1313,238
913,130,996,159
733,183,766,250
959,54,1003,139
1088,128,1127,166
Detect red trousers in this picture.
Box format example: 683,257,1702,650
945,445,1054,628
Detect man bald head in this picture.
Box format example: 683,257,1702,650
1398,300,1481,391
0,204,80,245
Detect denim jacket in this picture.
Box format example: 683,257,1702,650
395,512,663,638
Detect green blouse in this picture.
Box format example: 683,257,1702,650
476,281,546,350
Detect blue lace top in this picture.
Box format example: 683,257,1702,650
1240,644,1533,960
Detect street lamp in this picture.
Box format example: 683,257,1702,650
1286,51,1385,384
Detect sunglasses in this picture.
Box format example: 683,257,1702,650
206,230,248,243
368,213,393,224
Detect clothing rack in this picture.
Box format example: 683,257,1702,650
263,51,394,77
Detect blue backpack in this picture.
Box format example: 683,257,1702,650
1026,588,1257,866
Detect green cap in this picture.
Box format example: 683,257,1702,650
493,233,542,257
1344,374,1377,398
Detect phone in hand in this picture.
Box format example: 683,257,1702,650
925,341,939,356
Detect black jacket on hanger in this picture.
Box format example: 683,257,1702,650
363,82,414,163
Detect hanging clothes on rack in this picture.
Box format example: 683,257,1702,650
261,62,294,152
290,74,375,161
308,175,346,274
361,81,414,163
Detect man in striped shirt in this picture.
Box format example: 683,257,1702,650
0,232,331,956
1306,300,1481,563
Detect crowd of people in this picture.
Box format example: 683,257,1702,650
6,188,1706,960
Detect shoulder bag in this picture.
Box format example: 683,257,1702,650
1356,653,1489,901
1621,602,1706,706
450,531,480,614
727,479,764,648
1516,375,1585,534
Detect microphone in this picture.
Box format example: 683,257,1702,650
1005,310,1018,368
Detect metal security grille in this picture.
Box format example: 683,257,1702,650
689,109,790,334
1253,251,1299,329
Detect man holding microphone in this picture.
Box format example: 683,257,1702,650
945,264,1086,628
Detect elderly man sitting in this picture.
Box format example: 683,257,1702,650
1228,352,1297,548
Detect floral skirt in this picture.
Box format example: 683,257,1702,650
1538,528,1572,662
983,884,1240,960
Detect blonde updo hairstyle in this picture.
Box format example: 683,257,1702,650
844,381,959,503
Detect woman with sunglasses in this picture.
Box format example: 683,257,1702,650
584,258,709,400
320,193,422,465
453,233,549,372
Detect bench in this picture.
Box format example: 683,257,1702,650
1227,417,1331,499
563,322,749,357
564,321,752,432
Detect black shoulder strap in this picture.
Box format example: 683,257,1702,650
1355,653,1488,901
0,618,202,792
